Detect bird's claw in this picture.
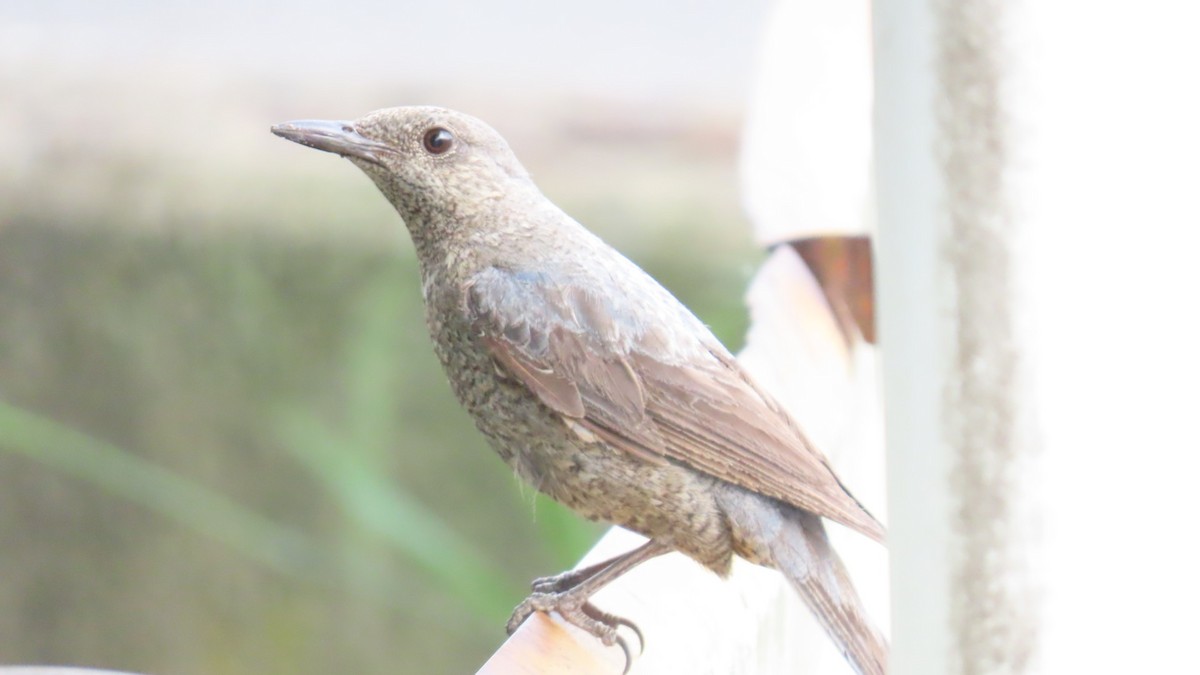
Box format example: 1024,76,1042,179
581,602,644,657
506,592,644,672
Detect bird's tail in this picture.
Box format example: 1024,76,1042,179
720,489,888,675
776,509,888,675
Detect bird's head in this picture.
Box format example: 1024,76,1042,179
272,106,534,225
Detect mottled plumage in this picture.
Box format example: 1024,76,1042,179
272,106,887,674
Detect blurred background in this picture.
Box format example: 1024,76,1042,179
0,1,769,673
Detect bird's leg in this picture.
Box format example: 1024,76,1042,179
527,554,649,656
529,557,616,594
507,539,671,671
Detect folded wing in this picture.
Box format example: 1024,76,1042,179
466,265,884,542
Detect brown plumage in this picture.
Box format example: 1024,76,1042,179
465,265,885,543
272,106,887,674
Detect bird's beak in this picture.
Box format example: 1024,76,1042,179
271,119,391,164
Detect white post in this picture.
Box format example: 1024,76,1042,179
874,1,1200,673
872,0,954,672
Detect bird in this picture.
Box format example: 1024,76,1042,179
272,106,887,674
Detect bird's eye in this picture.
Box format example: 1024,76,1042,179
422,127,455,155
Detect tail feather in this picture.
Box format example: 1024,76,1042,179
720,487,888,675
775,510,887,675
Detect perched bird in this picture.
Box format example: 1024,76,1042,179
272,107,887,674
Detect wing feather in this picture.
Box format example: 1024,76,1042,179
466,266,884,542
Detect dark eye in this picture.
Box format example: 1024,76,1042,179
422,127,455,155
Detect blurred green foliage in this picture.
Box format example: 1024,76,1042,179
0,207,754,673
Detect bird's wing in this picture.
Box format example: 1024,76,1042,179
465,266,884,542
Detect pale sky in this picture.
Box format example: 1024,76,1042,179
2,0,771,100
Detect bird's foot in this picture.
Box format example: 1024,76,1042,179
530,567,590,593
507,591,644,673
507,542,669,672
